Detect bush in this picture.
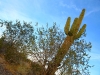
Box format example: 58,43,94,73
5,50,27,65
3,41,27,64
0,36,28,65
0,37,6,54
27,62,44,75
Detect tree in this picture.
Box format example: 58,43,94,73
0,9,92,75
58,39,92,75
1,20,34,53
0,21,34,64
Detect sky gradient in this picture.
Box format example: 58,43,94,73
0,0,100,75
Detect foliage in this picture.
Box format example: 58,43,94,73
0,37,27,64
29,62,44,75
0,36,5,54
0,9,92,75
59,39,92,75
0,21,33,64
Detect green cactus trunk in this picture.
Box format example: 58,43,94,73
64,17,71,35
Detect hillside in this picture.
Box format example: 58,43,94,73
0,54,35,75
0,55,15,75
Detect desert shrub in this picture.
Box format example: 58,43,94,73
0,36,28,65
3,41,27,64
27,62,44,75
17,62,31,75
0,37,6,54
5,49,27,64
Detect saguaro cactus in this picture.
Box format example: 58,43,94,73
64,9,86,39
46,9,86,75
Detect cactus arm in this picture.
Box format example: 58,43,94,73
69,18,78,36
75,9,85,33
64,17,71,35
78,9,85,26
74,24,86,39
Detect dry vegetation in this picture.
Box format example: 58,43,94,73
0,54,38,75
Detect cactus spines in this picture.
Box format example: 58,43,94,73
74,24,86,39
64,17,71,35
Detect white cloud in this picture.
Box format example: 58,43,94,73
0,10,33,22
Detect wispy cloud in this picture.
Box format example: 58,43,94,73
0,0,39,36
31,0,45,12
0,9,32,22
85,8,100,17
59,1,81,12
0,8,34,36
0,0,34,22
0,1,1,5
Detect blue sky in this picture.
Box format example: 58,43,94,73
0,0,100,75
